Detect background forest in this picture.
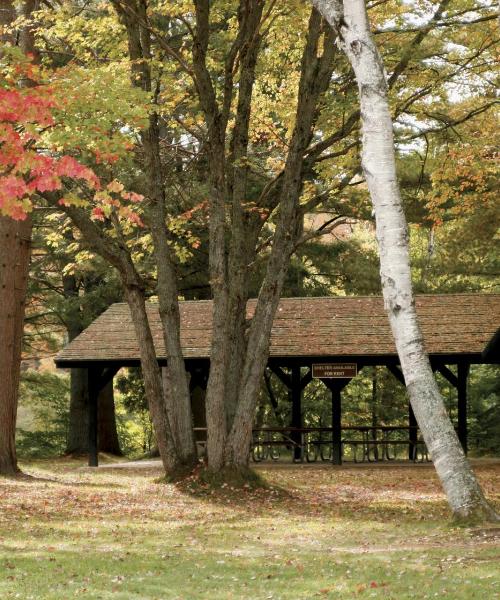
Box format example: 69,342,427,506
5,0,498,460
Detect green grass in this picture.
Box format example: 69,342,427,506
1,459,499,599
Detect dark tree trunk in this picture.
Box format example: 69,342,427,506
66,367,88,455
124,285,179,473
62,272,88,455
224,10,337,467
0,0,37,476
189,4,337,472
0,217,32,475
98,380,122,455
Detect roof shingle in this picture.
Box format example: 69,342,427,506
55,294,500,365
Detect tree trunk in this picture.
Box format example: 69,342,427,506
143,119,196,467
66,371,122,456
110,0,196,469
0,0,37,476
188,6,338,472
66,367,88,455
224,10,336,467
98,380,122,455
63,271,88,455
0,217,31,475
124,285,179,474
313,0,498,522
58,203,181,475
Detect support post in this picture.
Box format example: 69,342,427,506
320,378,351,465
330,383,342,465
409,403,417,461
290,365,302,461
88,368,99,467
187,365,208,452
86,365,120,467
457,363,469,454
387,365,418,460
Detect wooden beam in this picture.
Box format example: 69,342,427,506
300,368,312,391
268,365,292,389
322,377,352,393
436,365,458,388
386,364,405,385
318,378,350,465
409,403,418,461
188,366,209,391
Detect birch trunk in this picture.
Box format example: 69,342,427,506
313,0,498,522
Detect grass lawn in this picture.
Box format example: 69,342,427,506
0,459,499,599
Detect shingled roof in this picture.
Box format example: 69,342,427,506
55,294,499,367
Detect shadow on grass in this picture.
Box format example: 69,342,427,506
167,472,453,525
1,472,128,490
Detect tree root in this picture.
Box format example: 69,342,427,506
452,502,500,526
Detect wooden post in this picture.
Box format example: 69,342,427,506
86,365,119,467
291,365,302,461
409,403,417,460
330,383,342,465
457,363,469,454
88,368,99,467
187,365,208,452
387,364,419,460
319,378,351,465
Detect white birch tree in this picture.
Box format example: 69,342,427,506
312,0,498,522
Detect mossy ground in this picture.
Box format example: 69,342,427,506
0,458,499,599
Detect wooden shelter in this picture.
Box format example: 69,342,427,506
55,294,500,466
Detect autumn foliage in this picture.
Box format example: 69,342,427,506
0,54,143,224
0,60,96,219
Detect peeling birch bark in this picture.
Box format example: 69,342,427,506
313,0,498,522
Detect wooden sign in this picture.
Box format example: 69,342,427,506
312,363,357,379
